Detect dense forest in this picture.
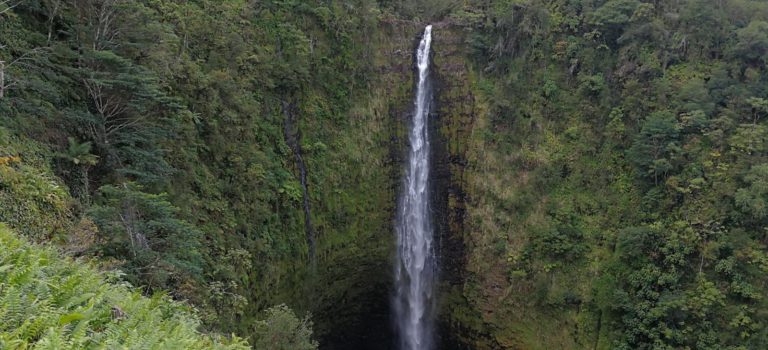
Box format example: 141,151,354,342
3,0,768,349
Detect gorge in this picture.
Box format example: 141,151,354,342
4,1,768,350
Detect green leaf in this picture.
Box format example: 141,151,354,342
59,312,86,325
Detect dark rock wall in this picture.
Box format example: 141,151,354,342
430,23,481,349
318,19,420,350
322,21,484,350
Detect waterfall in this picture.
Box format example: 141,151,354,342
394,25,435,350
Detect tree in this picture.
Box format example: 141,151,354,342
42,0,65,44
70,0,124,51
88,182,202,292
735,164,768,222
733,20,768,65
677,78,715,117
589,0,640,46
680,0,726,58
0,0,22,16
253,304,318,350
74,49,176,183
0,46,51,99
57,137,99,201
273,23,311,91
79,51,166,145
600,224,724,349
628,111,681,184
729,124,768,156
747,97,768,125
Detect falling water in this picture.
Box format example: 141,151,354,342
394,25,435,350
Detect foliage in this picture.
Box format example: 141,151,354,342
1,0,390,346
0,128,72,240
7,0,768,348
88,182,203,294
735,164,768,221
457,0,768,348
627,111,681,184
734,20,768,64
0,224,249,350
59,138,98,167
253,304,319,350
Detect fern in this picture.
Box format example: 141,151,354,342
0,225,250,350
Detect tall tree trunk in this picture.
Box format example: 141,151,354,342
0,60,5,99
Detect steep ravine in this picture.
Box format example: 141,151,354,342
385,22,486,350
6,2,767,348
318,20,486,349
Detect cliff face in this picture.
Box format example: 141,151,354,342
431,22,568,350
429,23,479,349
367,21,504,349
432,23,473,290
425,23,509,349
310,19,419,349
0,5,567,346
319,21,485,349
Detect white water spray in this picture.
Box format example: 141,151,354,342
394,25,435,350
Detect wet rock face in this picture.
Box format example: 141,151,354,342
431,23,473,288
429,24,477,349
320,22,481,350
318,20,420,350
